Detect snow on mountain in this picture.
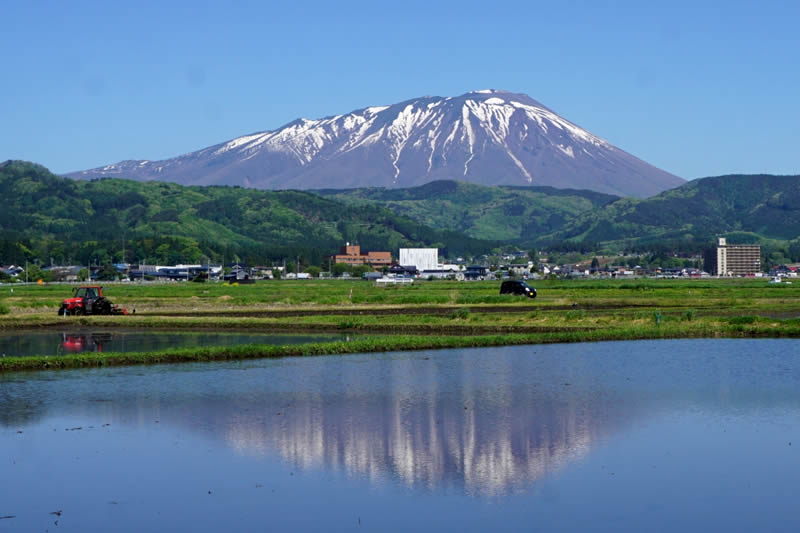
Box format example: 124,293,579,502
66,90,684,197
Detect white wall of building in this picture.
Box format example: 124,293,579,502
717,247,728,276
399,248,439,271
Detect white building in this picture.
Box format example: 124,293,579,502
399,248,439,271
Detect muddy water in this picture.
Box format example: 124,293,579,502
0,329,362,357
1,339,799,532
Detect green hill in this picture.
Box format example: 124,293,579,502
0,161,498,266
542,174,800,254
6,161,799,268
316,180,619,244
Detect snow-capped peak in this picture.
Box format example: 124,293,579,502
67,90,684,197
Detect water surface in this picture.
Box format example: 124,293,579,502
0,329,360,357
1,339,799,532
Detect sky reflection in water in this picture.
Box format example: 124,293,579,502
1,339,799,532
0,329,360,357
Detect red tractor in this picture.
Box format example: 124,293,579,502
58,286,131,316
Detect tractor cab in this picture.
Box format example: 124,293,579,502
74,286,102,300
62,286,103,313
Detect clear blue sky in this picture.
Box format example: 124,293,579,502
2,0,798,179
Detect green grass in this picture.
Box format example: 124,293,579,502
1,277,800,372
450,308,471,320
3,319,800,373
4,277,800,312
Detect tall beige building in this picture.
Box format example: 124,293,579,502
704,238,761,276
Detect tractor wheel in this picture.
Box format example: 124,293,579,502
96,299,111,315
58,306,67,316
73,307,84,316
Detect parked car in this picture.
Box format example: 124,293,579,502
499,280,537,299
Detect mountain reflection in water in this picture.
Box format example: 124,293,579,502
53,348,638,497
4,339,800,532
222,385,624,496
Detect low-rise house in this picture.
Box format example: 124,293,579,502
157,267,192,281
251,266,274,279
129,264,222,281
769,265,797,277
388,265,418,277
1,265,24,278
224,264,250,282
507,263,531,277
684,268,705,278
421,269,464,280
44,265,83,282
464,265,489,280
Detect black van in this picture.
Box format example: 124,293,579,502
500,280,537,298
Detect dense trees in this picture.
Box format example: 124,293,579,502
0,161,498,266
5,161,800,269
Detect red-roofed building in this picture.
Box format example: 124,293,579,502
331,244,392,267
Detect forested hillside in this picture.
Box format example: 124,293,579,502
0,161,497,266
317,180,619,244
540,174,800,260
5,161,800,268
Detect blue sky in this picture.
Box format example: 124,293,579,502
2,0,798,179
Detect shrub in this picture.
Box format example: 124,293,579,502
304,266,321,278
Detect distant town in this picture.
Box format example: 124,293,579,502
2,238,797,285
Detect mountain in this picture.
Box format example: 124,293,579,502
543,174,800,251
67,90,683,198
0,161,498,266
317,180,619,244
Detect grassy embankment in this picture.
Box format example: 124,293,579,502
1,278,799,371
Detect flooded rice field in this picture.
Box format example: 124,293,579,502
1,339,799,532
0,329,361,358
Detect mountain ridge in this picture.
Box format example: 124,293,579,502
539,173,800,252
66,90,683,198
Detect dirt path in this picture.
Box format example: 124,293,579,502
136,302,675,318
